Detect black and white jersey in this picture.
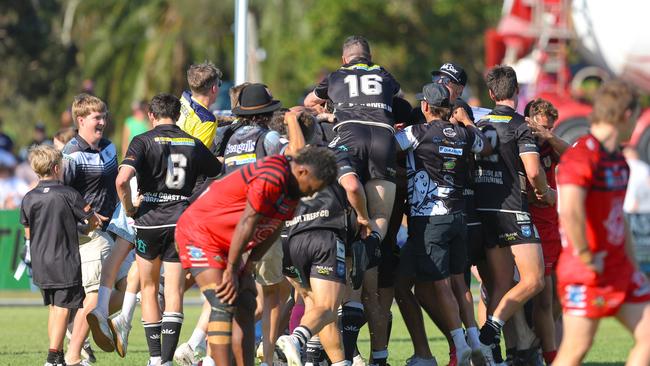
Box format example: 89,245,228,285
20,180,92,289
223,125,285,175
396,120,485,216
314,60,400,132
285,184,356,243
62,135,118,221
121,124,221,228
474,105,538,213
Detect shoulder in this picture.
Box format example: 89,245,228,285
62,137,82,155
99,138,117,154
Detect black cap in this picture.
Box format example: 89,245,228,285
416,83,451,107
232,83,282,116
431,63,467,86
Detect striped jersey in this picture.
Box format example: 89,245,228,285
176,155,300,252
62,135,118,221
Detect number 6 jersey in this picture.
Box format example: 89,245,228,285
121,124,221,228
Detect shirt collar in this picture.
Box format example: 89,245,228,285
182,91,216,123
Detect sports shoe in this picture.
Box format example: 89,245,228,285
353,354,367,366
276,335,303,366
147,360,161,366
405,355,438,366
87,309,115,352
66,360,92,366
514,348,544,366
257,341,265,361
456,345,472,366
174,342,206,366
81,341,96,363
477,342,496,366
350,240,369,290
109,315,132,358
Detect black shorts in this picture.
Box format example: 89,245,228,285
135,226,180,262
477,211,541,248
330,123,396,184
398,213,467,282
282,230,346,287
41,285,85,309
467,221,486,265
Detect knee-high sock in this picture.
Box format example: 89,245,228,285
161,312,184,363
339,302,366,361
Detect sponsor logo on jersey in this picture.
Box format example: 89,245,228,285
188,246,205,260
443,127,457,138
499,232,519,242
484,115,513,123
439,146,463,156
337,261,346,277
521,225,531,237
443,174,454,185
154,137,196,146
224,140,256,155
136,239,147,253
443,160,456,170
565,284,587,309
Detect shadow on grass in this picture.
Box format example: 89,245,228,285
357,337,447,343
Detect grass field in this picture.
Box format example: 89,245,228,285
0,303,634,365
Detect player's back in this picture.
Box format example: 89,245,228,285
319,61,399,131
475,105,538,213
126,124,219,227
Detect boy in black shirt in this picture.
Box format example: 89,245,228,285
21,145,103,366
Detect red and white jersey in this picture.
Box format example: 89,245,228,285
556,134,632,286
175,155,299,254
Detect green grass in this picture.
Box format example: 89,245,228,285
0,304,633,365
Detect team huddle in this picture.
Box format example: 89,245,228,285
20,36,650,366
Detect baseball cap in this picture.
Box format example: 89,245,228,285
416,83,451,108
431,63,467,86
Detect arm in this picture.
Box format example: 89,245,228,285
339,173,372,236
521,153,555,205
304,91,327,109
216,201,263,304
116,167,137,217
283,111,306,157
526,117,569,157
558,184,604,273
467,125,493,156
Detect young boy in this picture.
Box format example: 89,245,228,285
20,145,102,366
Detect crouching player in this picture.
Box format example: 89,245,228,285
175,147,337,366
554,80,650,365
21,145,104,366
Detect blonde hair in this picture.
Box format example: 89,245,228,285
71,93,107,123
187,62,222,95
29,145,62,177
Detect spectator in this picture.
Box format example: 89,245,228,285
20,123,53,161
121,101,151,157
0,150,29,209
0,118,15,153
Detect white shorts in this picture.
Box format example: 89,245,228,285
254,239,284,286
116,249,136,283
79,230,114,293
107,202,136,244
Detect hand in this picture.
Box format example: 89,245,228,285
579,250,606,274
526,116,553,141
536,187,556,206
284,110,299,125
452,107,472,126
316,113,336,123
216,267,239,305
133,194,144,209
89,212,109,230
125,205,138,218
357,216,371,239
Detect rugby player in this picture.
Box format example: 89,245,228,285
62,94,118,366
175,146,337,366
395,84,491,366
177,61,222,149
473,66,555,364
304,35,400,364
116,93,221,366
524,98,568,364
554,80,650,365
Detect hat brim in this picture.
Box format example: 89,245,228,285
431,70,463,85
232,100,282,116
415,93,425,101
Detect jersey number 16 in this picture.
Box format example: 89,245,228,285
343,74,383,97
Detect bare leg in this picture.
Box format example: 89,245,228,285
553,315,599,366
533,275,556,354
616,301,650,365
49,306,70,351
394,276,433,359
66,292,98,363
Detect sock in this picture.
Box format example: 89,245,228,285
143,320,162,358
161,312,184,363
47,349,58,364
290,302,305,333
450,328,469,350
119,291,138,324
188,327,207,351
149,356,161,365
55,350,65,364
543,350,557,364
202,356,216,366
97,285,111,317
292,325,312,349
371,349,388,366
305,336,325,366
479,316,504,345
332,361,351,366
339,302,366,361
466,326,481,349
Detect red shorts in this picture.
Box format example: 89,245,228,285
176,230,228,270
558,270,650,318
541,239,561,276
